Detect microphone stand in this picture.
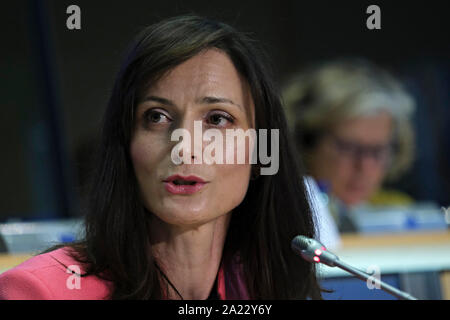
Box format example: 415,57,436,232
291,235,418,300
331,259,417,300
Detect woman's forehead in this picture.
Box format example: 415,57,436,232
149,51,244,97
142,49,255,123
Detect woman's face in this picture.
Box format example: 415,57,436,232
130,49,255,227
310,112,393,206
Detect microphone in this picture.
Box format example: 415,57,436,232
291,235,418,300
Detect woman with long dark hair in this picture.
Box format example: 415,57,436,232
0,15,322,300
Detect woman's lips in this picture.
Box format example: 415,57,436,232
164,182,207,194
163,174,208,195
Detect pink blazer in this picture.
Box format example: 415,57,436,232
0,247,249,300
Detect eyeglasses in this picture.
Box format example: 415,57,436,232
328,135,393,165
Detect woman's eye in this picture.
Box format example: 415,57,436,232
144,109,171,124
207,112,234,127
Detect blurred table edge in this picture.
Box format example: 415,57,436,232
339,230,450,248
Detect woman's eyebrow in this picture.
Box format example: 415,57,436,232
140,95,243,111
197,96,243,111
141,95,176,107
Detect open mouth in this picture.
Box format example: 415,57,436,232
172,179,198,186
163,174,207,194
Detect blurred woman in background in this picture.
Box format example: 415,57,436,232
283,58,416,232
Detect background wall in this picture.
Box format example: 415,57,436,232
1,0,448,221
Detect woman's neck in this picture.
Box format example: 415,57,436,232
150,213,231,299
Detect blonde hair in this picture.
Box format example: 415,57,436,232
282,58,416,180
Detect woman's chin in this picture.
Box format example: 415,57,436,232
153,209,220,228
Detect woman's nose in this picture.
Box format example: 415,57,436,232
172,117,204,164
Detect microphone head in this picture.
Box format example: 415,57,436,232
291,235,338,267
291,235,318,252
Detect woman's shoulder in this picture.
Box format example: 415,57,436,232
0,247,112,300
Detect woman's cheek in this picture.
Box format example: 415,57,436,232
131,137,166,203
216,163,251,209
131,133,163,169
130,138,146,170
